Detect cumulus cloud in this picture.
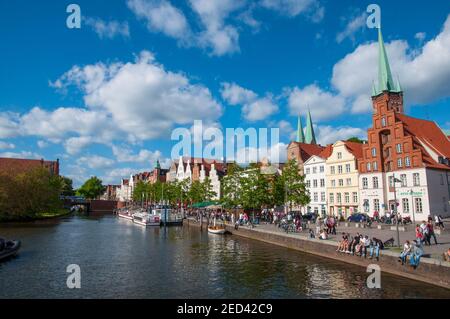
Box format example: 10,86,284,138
0,112,20,138
260,0,314,18
336,13,367,44
288,84,346,121
85,17,130,39
221,82,278,121
77,155,115,169
316,125,367,145
0,151,42,159
112,145,164,164
0,141,15,150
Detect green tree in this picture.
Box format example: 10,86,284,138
132,180,150,202
282,159,310,211
347,137,366,144
201,177,217,202
59,176,75,196
221,163,243,208
76,176,105,200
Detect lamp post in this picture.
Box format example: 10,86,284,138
392,174,402,247
410,188,416,225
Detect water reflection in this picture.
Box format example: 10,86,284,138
0,215,449,299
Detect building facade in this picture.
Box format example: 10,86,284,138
326,141,363,218
359,28,450,218
304,155,327,216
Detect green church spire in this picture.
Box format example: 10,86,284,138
296,115,305,143
376,27,396,94
155,159,161,169
305,109,316,145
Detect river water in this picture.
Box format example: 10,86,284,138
0,215,449,299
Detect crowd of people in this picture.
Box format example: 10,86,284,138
335,232,383,260
415,219,439,246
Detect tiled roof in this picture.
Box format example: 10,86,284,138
0,157,59,175
396,113,450,170
343,141,364,159
318,144,333,159
290,142,325,161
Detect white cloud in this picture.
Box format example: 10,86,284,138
260,0,314,17
0,151,42,159
127,0,191,41
112,145,164,164
0,112,20,138
77,155,115,169
316,125,366,145
221,82,278,121
85,17,130,39
288,84,346,121
415,32,426,42
0,141,15,150
336,13,367,44
234,142,288,164
64,137,94,156
37,140,49,149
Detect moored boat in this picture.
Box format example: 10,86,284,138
133,212,160,227
0,240,21,262
118,209,134,220
207,218,226,235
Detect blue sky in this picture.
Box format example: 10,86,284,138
0,0,449,186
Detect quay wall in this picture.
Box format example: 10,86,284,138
184,219,450,290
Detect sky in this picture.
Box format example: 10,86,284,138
0,0,449,187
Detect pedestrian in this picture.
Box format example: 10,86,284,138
315,217,322,235
399,240,412,265
426,220,438,245
420,220,430,245
436,215,445,230
409,240,424,269
369,237,381,261
415,224,424,244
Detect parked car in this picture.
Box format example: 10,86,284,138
347,213,370,223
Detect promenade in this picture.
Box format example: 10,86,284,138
185,217,450,289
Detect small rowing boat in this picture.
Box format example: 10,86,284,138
208,217,226,235
0,240,21,262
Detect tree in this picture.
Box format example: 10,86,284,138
221,163,243,208
59,176,75,196
76,176,105,200
132,180,150,202
201,177,217,202
282,159,310,211
347,137,366,144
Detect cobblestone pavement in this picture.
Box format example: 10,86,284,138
243,221,450,260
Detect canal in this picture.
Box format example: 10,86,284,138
0,215,449,299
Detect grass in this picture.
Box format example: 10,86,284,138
0,208,71,223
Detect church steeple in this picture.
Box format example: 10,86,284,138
373,27,400,96
296,115,305,143
305,109,316,145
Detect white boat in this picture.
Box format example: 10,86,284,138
132,212,161,227
152,207,183,226
118,210,134,220
208,218,226,235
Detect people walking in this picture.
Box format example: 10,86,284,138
426,220,438,245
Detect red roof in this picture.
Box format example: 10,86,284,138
396,113,450,170
290,142,325,162
318,144,333,159
0,157,59,175
343,141,364,159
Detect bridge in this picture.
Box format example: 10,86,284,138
61,196,117,214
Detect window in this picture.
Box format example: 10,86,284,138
337,193,342,204
313,192,318,202
397,158,403,168
331,166,335,174
373,177,379,189
319,166,324,173
413,173,420,186
331,180,336,187
345,193,350,204
374,199,380,212
313,180,318,188
329,193,334,204
339,179,344,187
402,198,409,213
313,167,317,174
405,157,411,167
367,162,371,171
306,180,311,188
415,198,423,214
305,168,310,174
338,165,343,174
320,179,325,187
381,117,387,127
371,148,377,157
400,174,407,187
321,206,326,215
396,143,403,153
353,192,358,203
362,177,368,189
373,162,378,171
363,199,369,212
346,164,351,173
346,178,352,186
321,192,326,202
337,152,342,159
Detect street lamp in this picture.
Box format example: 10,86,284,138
392,174,402,247
410,188,416,226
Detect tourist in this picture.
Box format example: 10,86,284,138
336,233,348,252
443,248,450,262
399,240,412,265
309,229,315,239
369,237,381,261
319,229,328,240
315,217,322,235
355,235,364,256
330,216,337,235
415,224,424,244
426,220,438,245
420,221,429,245
409,240,424,269
350,233,360,255
361,235,371,258
373,210,380,222
435,215,445,230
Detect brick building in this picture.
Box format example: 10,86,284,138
0,157,59,176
